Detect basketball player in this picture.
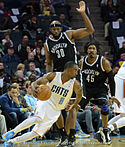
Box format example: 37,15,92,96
79,41,118,144
44,1,94,146
2,61,83,147
95,62,125,144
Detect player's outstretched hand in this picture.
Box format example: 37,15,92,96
76,1,85,14
31,82,39,98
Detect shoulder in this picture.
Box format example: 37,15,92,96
102,57,112,72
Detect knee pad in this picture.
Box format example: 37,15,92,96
99,104,109,115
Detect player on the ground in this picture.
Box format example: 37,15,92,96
2,61,83,147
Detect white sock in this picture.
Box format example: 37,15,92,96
108,114,121,125
108,124,114,131
13,116,42,134
115,117,125,129
9,131,38,144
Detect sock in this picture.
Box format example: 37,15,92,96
108,124,114,131
69,129,75,139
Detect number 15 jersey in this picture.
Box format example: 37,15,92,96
45,32,77,71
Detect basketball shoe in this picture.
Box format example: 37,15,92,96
3,142,13,147
100,128,111,145
56,135,68,147
2,131,15,141
68,135,76,147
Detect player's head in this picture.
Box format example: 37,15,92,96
49,20,62,39
84,41,99,58
64,61,78,79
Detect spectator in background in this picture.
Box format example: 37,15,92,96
59,13,71,27
112,65,119,75
18,35,29,62
118,0,125,20
24,81,37,111
0,61,11,95
34,46,45,72
26,62,41,78
2,33,13,53
0,0,6,15
27,15,40,40
0,85,29,129
17,63,25,74
23,52,40,71
15,70,25,88
3,46,20,76
40,0,55,16
118,41,125,58
116,52,125,67
21,0,40,15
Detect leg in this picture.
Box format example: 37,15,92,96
2,116,42,141
0,115,7,135
8,131,38,144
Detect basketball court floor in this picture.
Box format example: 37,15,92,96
0,135,125,147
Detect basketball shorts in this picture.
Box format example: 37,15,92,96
32,100,61,137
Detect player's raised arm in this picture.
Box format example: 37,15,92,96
67,1,94,40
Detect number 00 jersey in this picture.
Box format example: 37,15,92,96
46,32,77,71
81,55,108,98
48,72,75,110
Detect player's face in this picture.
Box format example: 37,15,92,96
50,27,62,38
87,45,97,58
69,65,79,79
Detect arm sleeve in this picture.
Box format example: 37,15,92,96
107,71,115,96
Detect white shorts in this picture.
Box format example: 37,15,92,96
113,76,125,113
32,100,61,137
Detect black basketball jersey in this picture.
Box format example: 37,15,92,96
81,55,108,98
46,32,77,71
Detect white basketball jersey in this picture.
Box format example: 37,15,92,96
47,72,75,110
116,61,125,79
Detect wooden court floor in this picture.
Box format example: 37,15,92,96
1,136,125,147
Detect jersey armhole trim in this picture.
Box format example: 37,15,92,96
101,56,105,71
64,32,75,45
45,40,49,52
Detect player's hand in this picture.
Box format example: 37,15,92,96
76,1,85,14
65,104,76,111
31,82,39,97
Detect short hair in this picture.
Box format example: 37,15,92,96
17,63,25,70
84,41,100,53
64,61,77,70
8,85,17,91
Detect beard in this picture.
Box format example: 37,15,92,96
51,32,61,40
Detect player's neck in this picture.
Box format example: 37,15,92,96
61,72,69,84
87,55,97,64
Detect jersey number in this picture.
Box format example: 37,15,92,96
56,49,65,58
86,75,95,82
59,97,65,104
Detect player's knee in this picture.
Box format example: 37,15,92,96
100,104,109,115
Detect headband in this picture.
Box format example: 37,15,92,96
50,24,62,28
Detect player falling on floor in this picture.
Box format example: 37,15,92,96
2,61,83,147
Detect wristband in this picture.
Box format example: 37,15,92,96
20,108,23,112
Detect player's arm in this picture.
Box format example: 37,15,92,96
67,80,83,111
44,43,53,73
66,1,94,41
102,57,115,96
31,72,56,97
79,58,83,68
